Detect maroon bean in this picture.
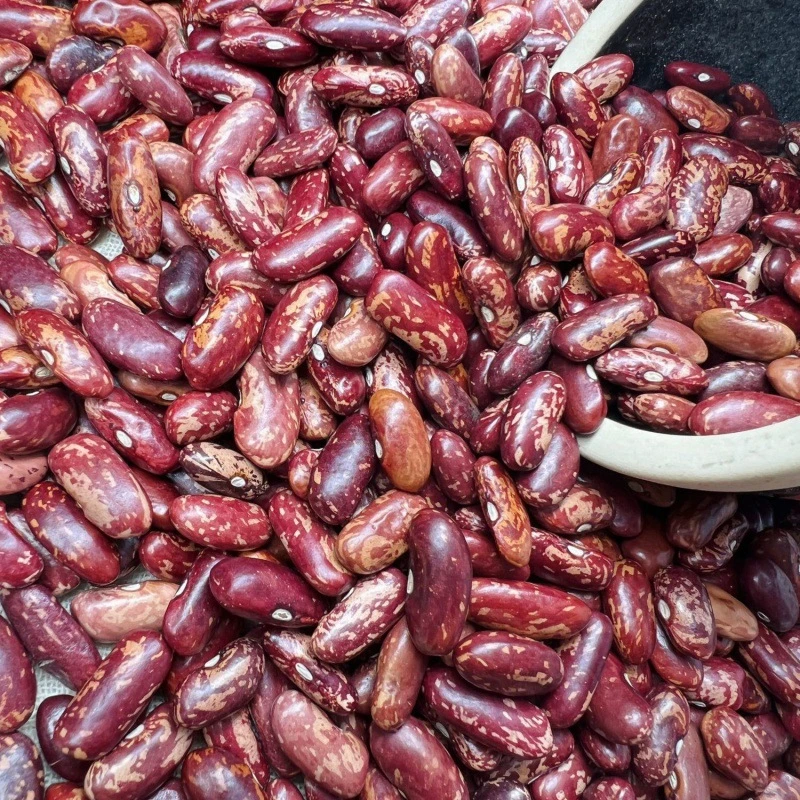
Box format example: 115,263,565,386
468,577,592,640
0,733,44,800
182,747,265,800
515,423,580,509
370,717,469,800
454,630,563,696
53,630,172,760
174,637,263,729
269,489,355,596
0,615,35,734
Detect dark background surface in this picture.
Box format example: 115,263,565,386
601,0,800,120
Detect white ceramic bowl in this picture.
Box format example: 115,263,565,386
549,0,800,493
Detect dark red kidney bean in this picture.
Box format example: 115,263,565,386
48,433,151,538
306,413,376,525
700,707,769,792
649,256,723,326
474,457,532,568
311,569,405,664
415,363,479,441
170,494,270,551
82,298,183,381
311,63,419,108
595,348,708,395
683,654,745,709
0,388,75,455
269,489,355,596
405,108,465,201
431,430,476,505
271,690,369,797
67,54,138,126
462,256,521,349
552,293,658,361
182,747,264,800
53,630,172,761
653,566,716,660
0,503,43,588
665,60,731,92
370,717,468,800
541,611,613,728
283,168,329,229
727,82,776,117
603,559,656,665
260,276,337,374
260,628,356,715
500,371,566,471
488,313,557,395
83,703,192,800
585,653,653,745
216,167,281,249
362,140,425,216
210,555,325,627
611,86,678,137
253,125,337,180
72,0,166,52
0,89,55,185
740,557,799,633
423,664,553,759
174,637,263,729
641,131,682,189
682,132,768,185
163,551,225,656
631,685,690,787
514,423,580,510
469,578,592,641
700,361,769,400
234,349,300,469
454,630,563,697
203,707,269,789
164,391,236,447
0,172,58,256
405,509,471,656
0,733,44,800
354,107,407,161
529,747,592,800
576,53,634,102
22,480,120,584
0,615,34,733
406,188,490,258
157,246,208,320
548,354,607,435
327,295,388,366
83,388,178,475
2,583,100,691
551,71,605,148
482,51,523,121
36,696,89,784
366,270,467,367
183,285,264,391
666,154,729,241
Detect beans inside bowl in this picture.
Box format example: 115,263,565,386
2,0,800,798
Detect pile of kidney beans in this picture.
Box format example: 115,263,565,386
3,0,800,798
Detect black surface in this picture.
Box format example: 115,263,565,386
601,0,800,120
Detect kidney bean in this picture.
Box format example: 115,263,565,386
690,390,800,434
52,630,172,760
36,696,90,785
0,388,74,455
0,732,44,800
365,270,468,367
210,556,324,631
260,628,357,714
269,489,354,596
454,629,562,697
596,348,708,395
0,615,34,734
630,685,690,787
469,577,592,640
699,707,768,792
370,717,468,800
182,747,265,800
0,171,58,256
740,556,799,633
653,566,716,660
174,637,263,729
310,568,404,663
269,690,368,798
71,580,177,643
650,616,704,690
47,432,151,538
170,494,270,550
694,306,796,360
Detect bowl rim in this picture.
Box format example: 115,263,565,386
552,1,800,492
577,415,800,492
